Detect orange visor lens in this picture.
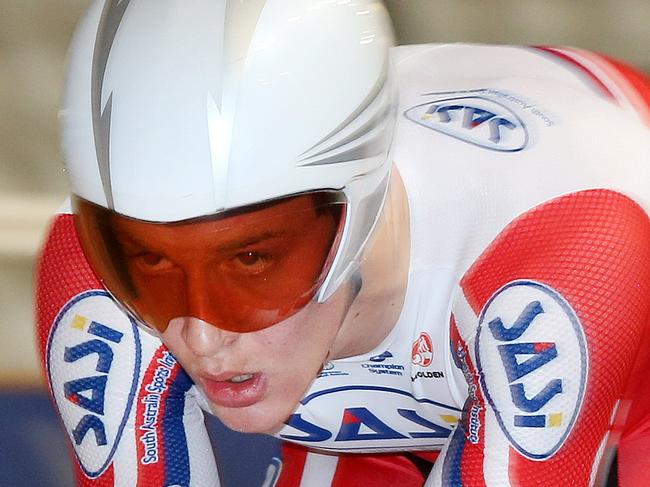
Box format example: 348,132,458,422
73,193,345,333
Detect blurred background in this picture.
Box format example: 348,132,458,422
1,1,649,485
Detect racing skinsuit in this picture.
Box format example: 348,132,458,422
37,44,650,486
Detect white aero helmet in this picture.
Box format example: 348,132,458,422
63,0,396,331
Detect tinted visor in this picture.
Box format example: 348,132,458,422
74,193,345,333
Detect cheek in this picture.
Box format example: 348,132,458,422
238,309,340,430
260,297,348,384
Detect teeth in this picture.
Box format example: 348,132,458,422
229,374,253,383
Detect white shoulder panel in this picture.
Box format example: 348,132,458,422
393,43,650,276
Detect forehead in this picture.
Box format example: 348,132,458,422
111,194,324,246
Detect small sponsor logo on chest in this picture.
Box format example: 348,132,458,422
410,332,445,381
412,332,434,366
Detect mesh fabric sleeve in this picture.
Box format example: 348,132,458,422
429,189,650,486
35,210,220,486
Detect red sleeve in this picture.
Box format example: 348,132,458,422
35,213,219,486
36,214,115,486
526,47,650,486
588,56,650,487
565,48,650,487
440,189,650,486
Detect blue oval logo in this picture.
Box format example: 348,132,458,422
46,290,142,477
475,280,588,460
404,96,528,152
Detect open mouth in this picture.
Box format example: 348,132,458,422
200,372,268,408
229,373,254,383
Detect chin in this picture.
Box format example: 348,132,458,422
212,399,294,434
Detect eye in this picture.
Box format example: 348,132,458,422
232,251,272,273
133,252,175,272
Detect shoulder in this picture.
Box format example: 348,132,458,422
445,188,650,485
393,44,650,255
394,43,650,141
461,189,650,314
394,43,650,110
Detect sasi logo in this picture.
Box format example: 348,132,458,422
279,385,461,451
412,332,434,367
404,95,529,151
476,280,588,460
47,290,142,478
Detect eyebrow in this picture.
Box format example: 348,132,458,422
215,230,285,253
113,230,146,250
113,221,289,254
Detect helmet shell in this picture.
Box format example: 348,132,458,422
62,0,396,300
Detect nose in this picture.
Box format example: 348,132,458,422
185,266,240,333
179,317,238,357
185,267,218,324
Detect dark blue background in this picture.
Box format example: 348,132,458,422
0,390,280,487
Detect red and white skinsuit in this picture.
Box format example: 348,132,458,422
37,45,650,486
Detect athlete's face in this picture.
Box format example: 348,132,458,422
109,195,350,432
161,292,352,432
